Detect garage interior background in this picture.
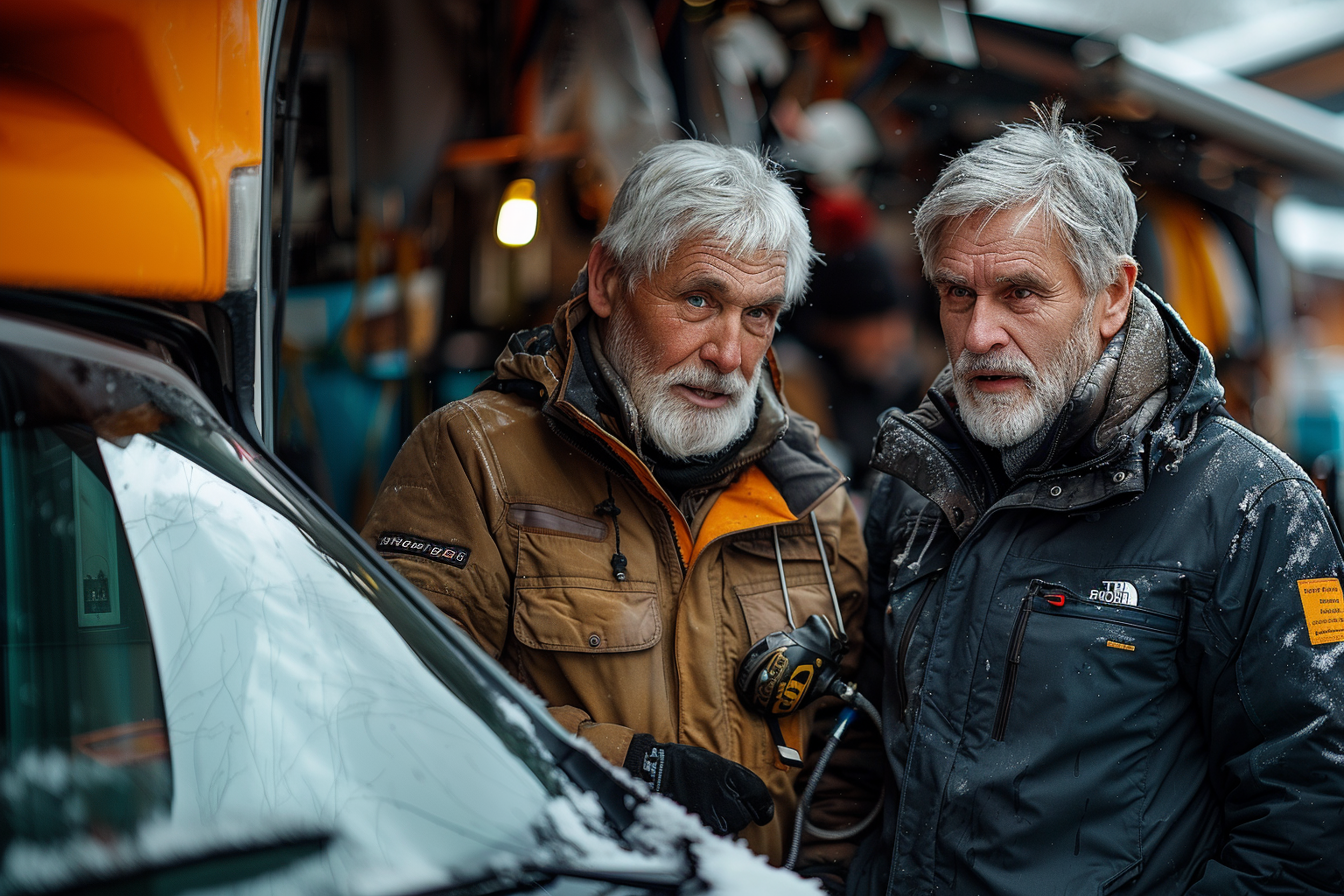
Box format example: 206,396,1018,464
270,0,1344,527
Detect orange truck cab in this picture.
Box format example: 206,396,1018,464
0,0,276,439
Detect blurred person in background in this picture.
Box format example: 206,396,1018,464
772,98,923,495
362,140,869,863
812,102,1344,895
784,243,921,488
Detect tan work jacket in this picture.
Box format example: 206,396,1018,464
362,296,867,862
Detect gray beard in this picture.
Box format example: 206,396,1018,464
604,305,762,460
950,300,1100,449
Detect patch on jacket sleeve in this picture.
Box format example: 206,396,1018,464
1297,577,1344,645
377,532,471,568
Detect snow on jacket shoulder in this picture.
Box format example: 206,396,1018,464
854,288,1344,895
360,295,868,864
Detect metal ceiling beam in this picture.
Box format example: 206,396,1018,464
1117,34,1344,184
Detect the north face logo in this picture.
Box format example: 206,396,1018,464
1089,580,1138,606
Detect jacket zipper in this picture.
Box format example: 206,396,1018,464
895,575,939,718
992,584,1037,741
1044,598,1181,636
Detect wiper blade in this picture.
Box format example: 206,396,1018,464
419,862,687,895
6,831,332,896
527,864,686,890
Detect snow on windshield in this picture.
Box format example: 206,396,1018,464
96,433,553,892
627,796,824,894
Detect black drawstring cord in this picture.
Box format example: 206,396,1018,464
595,475,628,581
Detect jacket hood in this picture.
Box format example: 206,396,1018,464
871,284,1224,538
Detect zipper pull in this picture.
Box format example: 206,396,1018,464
1030,578,1069,608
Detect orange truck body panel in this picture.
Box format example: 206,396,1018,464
0,0,263,300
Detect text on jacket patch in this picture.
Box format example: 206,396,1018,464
1089,580,1138,606
377,531,471,568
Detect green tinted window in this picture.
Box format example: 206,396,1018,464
0,424,170,842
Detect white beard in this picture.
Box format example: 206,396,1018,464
604,306,761,459
951,300,1100,448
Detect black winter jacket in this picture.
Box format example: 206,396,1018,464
853,288,1344,895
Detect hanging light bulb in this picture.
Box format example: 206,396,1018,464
495,178,538,247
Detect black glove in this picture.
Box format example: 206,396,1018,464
624,734,775,835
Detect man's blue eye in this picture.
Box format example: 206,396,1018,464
687,296,707,308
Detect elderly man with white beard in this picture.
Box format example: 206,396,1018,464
819,102,1344,896
362,140,869,864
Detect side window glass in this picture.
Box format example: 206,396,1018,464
0,424,171,844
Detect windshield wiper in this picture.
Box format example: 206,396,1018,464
418,862,688,895
6,831,332,896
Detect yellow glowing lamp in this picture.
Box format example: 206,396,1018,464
495,178,538,247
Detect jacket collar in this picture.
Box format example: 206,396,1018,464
871,285,1223,539
484,284,846,522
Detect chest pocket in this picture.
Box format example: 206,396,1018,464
509,504,660,653
993,568,1191,741
727,523,840,644
513,575,660,653
885,511,953,724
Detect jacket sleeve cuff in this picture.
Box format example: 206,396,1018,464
622,733,657,779
549,706,638,769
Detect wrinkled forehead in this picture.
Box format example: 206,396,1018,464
929,205,1082,281
934,205,1057,251
671,231,786,268
631,234,788,288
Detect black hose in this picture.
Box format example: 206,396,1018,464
805,689,883,842
785,707,852,870
847,690,883,736
784,686,886,870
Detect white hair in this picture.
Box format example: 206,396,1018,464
597,140,817,310
913,100,1137,299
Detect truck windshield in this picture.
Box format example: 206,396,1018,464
0,317,574,893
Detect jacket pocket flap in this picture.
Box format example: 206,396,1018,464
514,577,660,653
507,503,609,541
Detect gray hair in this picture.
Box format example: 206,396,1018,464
913,100,1137,299
597,140,817,310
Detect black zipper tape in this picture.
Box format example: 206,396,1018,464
992,584,1037,741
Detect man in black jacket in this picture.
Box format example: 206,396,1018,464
841,102,1344,894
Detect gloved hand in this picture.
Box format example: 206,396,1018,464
623,734,775,835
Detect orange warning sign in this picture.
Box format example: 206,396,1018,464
1297,578,1344,646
